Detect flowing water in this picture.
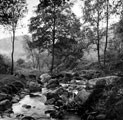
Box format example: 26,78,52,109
0,88,81,120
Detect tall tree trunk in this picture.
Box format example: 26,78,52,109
104,0,109,66
38,47,41,71
11,28,15,75
51,6,56,73
97,5,101,66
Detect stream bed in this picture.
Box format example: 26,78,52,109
0,88,81,120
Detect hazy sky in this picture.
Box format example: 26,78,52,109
0,0,82,39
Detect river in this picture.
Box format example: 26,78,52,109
0,88,81,120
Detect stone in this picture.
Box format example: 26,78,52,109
12,81,25,90
46,92,59,100
46,79,59,89
45,98,56,105
0,87,9,94
87,76,119,89
12,95,20,103
96,114,106,120
0,92,9,101
7,84,18,94
74,89,91,104
79,70,103,80
0,99,12,112
40,73,51,83
55,87,68,95
28,81,41,92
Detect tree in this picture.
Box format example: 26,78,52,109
83,0,106,66
54,37,84,71
103,0,123,67
23,35,36,68
83,0,123,68
36,0,70,72
1,0,27,74
103,0,109,66
29,0,82,72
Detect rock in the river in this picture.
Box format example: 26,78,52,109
59,71,74,83
0,99,12,112
12,81,25,91
78,70,103,80
0,92,12,101
19,90,29,99
46,92,59,100
55,87,69,96
12,95,20,103
0,92,8,101
87,76,119,89
45,98,56,105
40,73,51,83
28,81,41,92
74,89,90,104
46,79,59,89
7,84,18,94
0,87,9,94
96,114,106,120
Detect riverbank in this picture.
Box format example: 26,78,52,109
0,70,123,120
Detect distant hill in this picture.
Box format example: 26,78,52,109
0,35,27,61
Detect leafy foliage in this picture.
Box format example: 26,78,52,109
1,0,27,74
0,0,27,27
29,0,83,72
16,58,25,66
53,37,84,71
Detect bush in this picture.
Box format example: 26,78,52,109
16,58,25,66
0,54,11,74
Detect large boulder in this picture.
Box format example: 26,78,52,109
78,70,104,80
46,92,59,100
12,81,25,90
0,99,12,112
40,73,51,83
82,76,122,119
87,76,119,89
45,98,56,105
12,95,20,103
74,89,91,104
59,71,74,83
27,81,41,92
6,84,18,94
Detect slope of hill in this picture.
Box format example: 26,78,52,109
0,35,27,61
